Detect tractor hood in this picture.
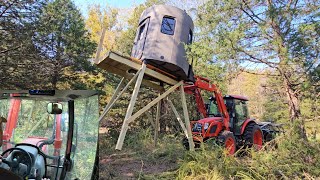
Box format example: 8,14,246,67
191,117,223,135
197,117,222,124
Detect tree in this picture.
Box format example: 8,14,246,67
186,40,228,93
196,0,320,134
34,0,96,88
85,4,118,58
0,0,49,89
262,75,290,123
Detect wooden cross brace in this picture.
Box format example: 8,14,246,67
98,63,195,151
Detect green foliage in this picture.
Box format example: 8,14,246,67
262,76,289,123
8,100,57,144
263,98,289,123
0,0,48,89
186,21,229,93
177,144,231,180
1,0,97,89
71,96,99,179
34,0,96,88
195,0,320,123
177,134,320,179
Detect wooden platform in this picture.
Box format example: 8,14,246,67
95,51,195,151
95,51,179,90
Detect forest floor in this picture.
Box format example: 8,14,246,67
98,125,320,180
99,150,177,179
98,128,181,180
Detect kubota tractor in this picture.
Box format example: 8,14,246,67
0,90,99,180
182,76,280,154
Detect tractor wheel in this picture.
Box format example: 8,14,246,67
217,131,237,155
182,137,189,150
244,123,263,150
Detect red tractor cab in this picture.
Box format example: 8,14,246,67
0,90,99,180
207,95,257,135
183,76,276,154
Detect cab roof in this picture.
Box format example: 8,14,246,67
0,90,98,102
224,95,249,101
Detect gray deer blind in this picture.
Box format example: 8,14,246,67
131,5,195,82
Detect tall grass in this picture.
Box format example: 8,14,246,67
177,131,320,179
100,126,320,179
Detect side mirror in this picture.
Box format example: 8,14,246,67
47,103,63,114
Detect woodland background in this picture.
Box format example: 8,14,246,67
1,0,320,179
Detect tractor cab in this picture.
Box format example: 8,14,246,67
0,90,99,180
207,95,250,135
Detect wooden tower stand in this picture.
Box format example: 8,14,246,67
95,50,195,151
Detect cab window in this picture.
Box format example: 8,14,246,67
234,100,249,124
207,98,221,117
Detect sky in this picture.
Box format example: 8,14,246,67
73,0,146,17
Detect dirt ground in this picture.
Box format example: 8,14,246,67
98,129,179,180
99,152,177,179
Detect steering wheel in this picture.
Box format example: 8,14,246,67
1,147,33,178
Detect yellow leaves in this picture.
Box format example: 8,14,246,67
86,8,101,37
85,4,119,57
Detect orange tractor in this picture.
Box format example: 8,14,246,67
183,76,280,154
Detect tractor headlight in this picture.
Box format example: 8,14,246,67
192,123,202,132
204,123,209,131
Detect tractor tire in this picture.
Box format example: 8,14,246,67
244,123,263,150
217,131,237,155
182,137,189,150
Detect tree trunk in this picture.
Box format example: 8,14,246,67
284,79,307,138
284,82,301,122
52,68,59,89
267,0,307,138
52,33,62,89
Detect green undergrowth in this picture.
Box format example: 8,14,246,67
100,127,320,179
123,128,188,175
177,132,320,179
